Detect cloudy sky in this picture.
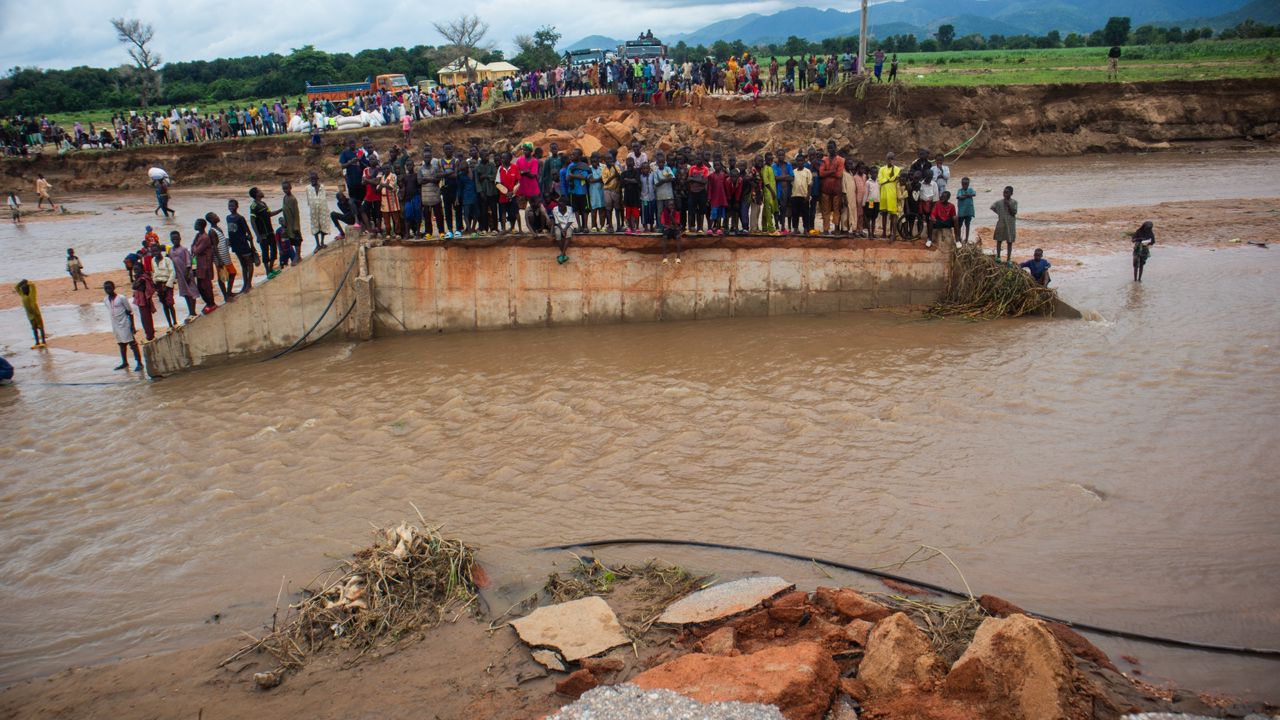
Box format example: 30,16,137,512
0,0,847,71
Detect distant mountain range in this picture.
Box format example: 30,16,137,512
564,0,1268,51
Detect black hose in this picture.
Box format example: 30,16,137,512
539,538,1280,660
266,249,359,361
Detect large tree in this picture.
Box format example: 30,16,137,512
110,17,161,107
935,24,955,50
1102,17,1131,46
433,14,491,83
512,25,561,71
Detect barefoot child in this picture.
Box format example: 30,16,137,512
66,248,89,290
955,177,976,244
15,280,46,348
7,191,19,223
551,194,575,264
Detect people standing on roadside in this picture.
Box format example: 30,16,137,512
306,172,333,250
225,199,256,293
249,187,280,273
14,280,46,349
191,219,217,314
66,248,89,290
955,177,976,244
991,185,1018,263
168,231,199,321
103,280,142,371
1131,221,1155,282
150,243,177,329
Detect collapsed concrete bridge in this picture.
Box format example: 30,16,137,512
141,233,956,376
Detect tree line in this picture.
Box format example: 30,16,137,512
1,16,1275,117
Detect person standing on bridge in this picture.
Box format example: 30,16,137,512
338,139,365,230
877,153,901,241
307,172,334,250
991,185,1018,263
103,280,142,371
168,231,199,321
191,218,217,314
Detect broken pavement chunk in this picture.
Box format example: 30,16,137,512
658,577,794,625
510,596,630,662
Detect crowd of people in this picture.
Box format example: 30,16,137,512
1,47,911,156
323,136,999,264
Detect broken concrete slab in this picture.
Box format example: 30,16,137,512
510,596,630,662
531,649,566,672
658,577,793,625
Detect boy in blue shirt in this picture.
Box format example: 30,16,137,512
458,162,478,236
955,176,976,244
1020,248,1051,286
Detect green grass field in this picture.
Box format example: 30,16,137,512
772,38,1280,86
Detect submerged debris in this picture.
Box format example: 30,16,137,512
927,244,1057,319
543,556,710,638
222,519,480,676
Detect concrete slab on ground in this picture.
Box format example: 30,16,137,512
658,576,794,625
510,596,630,662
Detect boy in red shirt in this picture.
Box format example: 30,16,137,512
928,190,957,248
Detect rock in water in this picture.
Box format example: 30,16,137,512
631,641,839,720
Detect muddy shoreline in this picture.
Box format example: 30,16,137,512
1,550,1274,720
2,78,1278,193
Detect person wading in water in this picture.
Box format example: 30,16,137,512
1131,221,1155,282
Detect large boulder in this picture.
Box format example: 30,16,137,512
858,612,946,697
603,121,634,147
977,594,1118,673
943,614,1093,720
631,641,838,720
574,133,605,158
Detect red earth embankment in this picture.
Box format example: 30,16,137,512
4,78,1277,192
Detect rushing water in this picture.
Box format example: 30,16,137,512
1,153,1278,701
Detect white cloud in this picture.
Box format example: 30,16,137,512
0,0,854,71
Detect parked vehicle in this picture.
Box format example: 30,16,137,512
565,49,605,66
305,74,410,102
619,32,665,60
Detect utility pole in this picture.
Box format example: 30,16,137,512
858,0,869,75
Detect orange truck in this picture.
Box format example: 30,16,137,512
305,74,411,102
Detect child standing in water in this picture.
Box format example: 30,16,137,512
15,280,46,349
7,191,20,223
66,248,89,290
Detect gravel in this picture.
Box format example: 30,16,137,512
548,684,785,720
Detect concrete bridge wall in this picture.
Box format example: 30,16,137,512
143,237,948,376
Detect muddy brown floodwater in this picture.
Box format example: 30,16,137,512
0,151,1278,705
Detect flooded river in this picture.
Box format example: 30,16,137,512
1,152,1278,701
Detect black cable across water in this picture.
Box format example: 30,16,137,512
539,538,1280,660
266,249,360,361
